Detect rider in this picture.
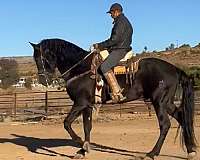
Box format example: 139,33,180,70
93,3,133,103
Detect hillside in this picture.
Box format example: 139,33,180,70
1,43,200,76
138,43,200,68
0,56,37,75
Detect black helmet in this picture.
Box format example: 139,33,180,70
106,3,123,13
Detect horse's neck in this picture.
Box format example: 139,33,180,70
56,50,92,79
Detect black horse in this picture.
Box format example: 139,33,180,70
30,38,197,159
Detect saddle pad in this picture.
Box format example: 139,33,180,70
114,66,126,74
114,58,140,75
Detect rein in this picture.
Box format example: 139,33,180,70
60,50,96,78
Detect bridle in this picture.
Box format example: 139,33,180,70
38,46,97,86
37,45,51,87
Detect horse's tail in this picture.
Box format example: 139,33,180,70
179,71,197,150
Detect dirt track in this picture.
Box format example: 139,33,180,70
0,113,199,160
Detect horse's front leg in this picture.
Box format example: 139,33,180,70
64,105,85,145
74,106,93,159
83,106,93,152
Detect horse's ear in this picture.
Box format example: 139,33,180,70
29,42,36,48
29,42,39,50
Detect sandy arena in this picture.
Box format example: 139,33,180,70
0,113,199,160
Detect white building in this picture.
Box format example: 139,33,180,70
13,77,26,88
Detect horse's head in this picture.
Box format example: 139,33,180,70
30,38,91,86
30,42,56,86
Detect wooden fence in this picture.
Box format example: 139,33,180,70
0,90,200,120
0,91,71,118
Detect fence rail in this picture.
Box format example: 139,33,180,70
0,90,200,120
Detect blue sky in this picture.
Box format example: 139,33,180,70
0,0,200,57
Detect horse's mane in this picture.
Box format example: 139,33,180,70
39,38,88,57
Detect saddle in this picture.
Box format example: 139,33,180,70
91,50,140,103
99,50,135,74
91,50,140,78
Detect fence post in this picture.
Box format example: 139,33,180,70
13,92,17,120
45,91,48,115
120,103,122,118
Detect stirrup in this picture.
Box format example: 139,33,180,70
119,94,126,101
111,92,126,103
117,92,126,101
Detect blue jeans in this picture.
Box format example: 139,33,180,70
100,49,127,74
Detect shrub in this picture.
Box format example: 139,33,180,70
0,58,19,89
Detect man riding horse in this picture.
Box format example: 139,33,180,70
93,3,133,103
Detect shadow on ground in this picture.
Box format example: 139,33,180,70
0,134,187,160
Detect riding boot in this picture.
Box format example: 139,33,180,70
104,70,126,103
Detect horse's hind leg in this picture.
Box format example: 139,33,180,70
64,105,85,145
146,101,171,159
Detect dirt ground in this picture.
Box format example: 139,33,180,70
0,113,199,160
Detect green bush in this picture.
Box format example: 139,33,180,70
24,77,32,89
0,58,19,89
183,66,200,87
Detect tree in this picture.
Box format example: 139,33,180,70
0,58,19,89
144,46,148,52
179,44,190,48
169,43,175,50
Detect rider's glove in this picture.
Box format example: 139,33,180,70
90,43,99,53
93,43,98,49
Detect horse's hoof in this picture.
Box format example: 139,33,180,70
188,151,197,160
83,141,91,153
143,156,154,160
134,153,146,160
73,149,86,159
144,153,155,160
145,153,154,160
134,156,145,160
73,153,85,159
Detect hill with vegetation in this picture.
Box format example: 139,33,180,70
138,43,200,86
138,43,200,68
0,56,37,77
